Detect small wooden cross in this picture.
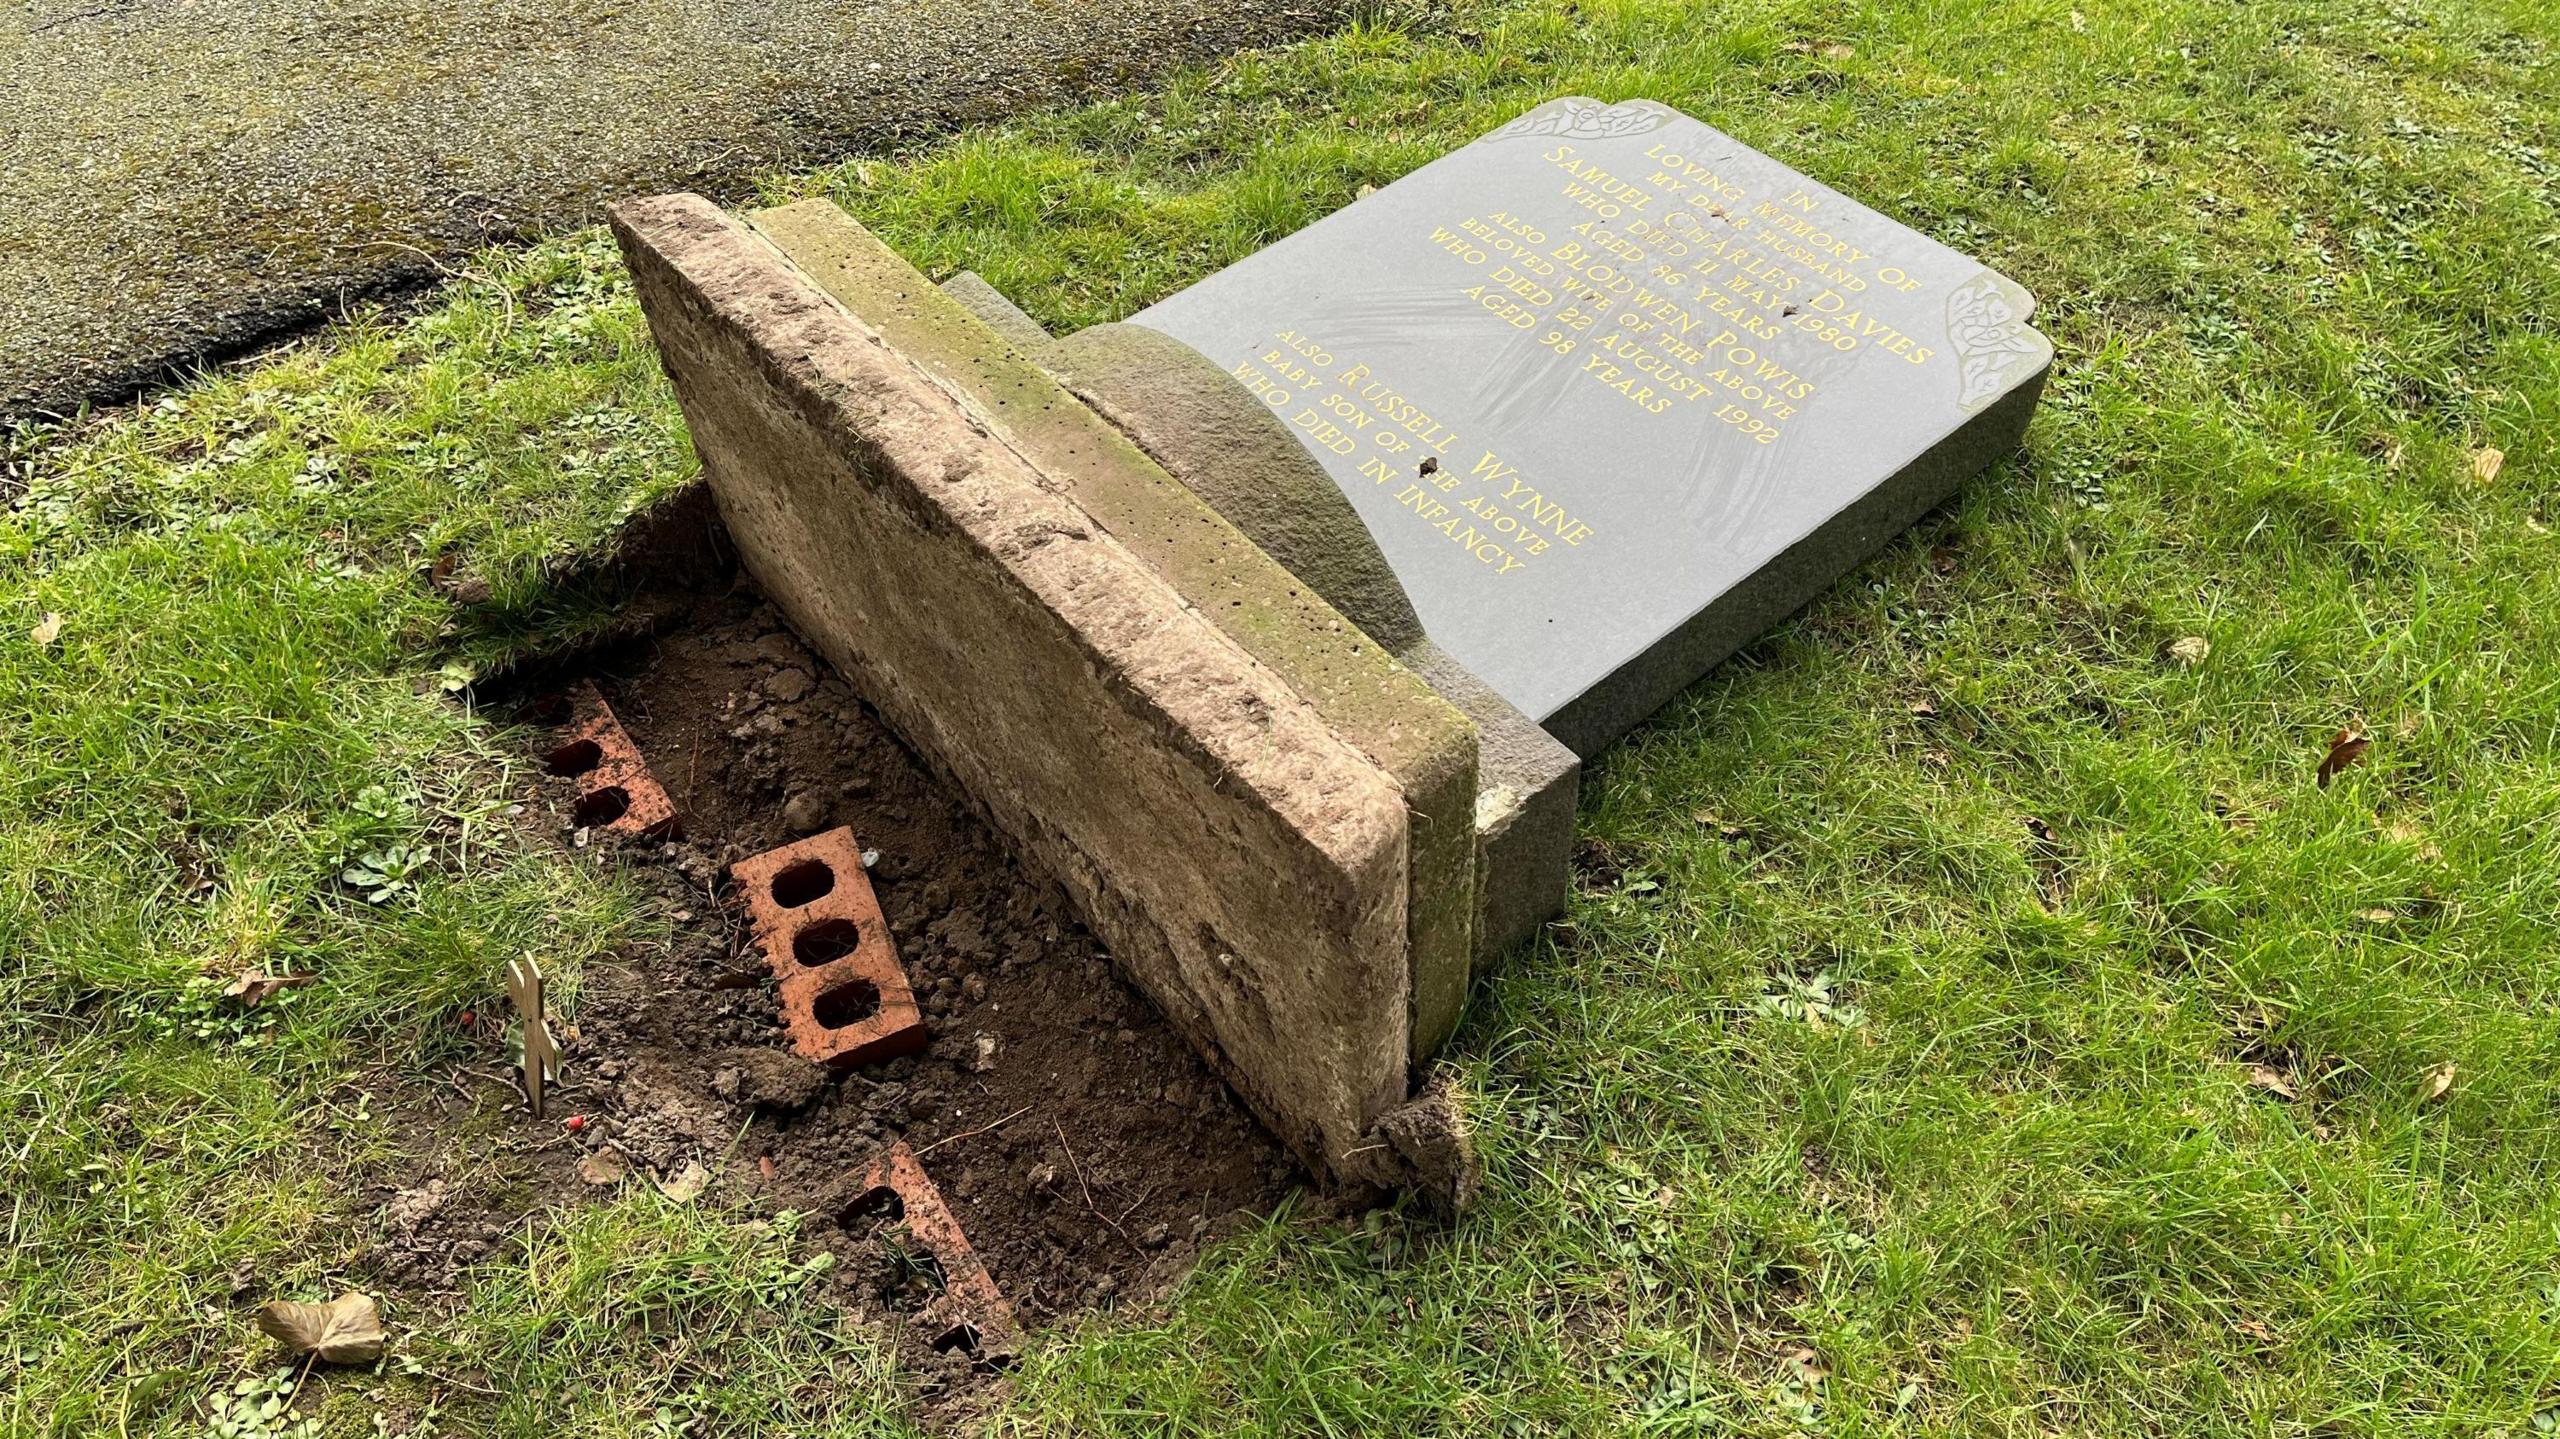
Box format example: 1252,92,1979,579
505,957,560,1118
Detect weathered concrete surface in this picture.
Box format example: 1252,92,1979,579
1045,320,1576,965
612,193,1419,1176
743,199,1482,1067
1399,640,1578,960
0,0,1350,421
1045,322,1429,656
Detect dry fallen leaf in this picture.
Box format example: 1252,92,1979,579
256,1291,385,1364
2356,907,2397,924
2471,446,2506,484
2418,1061,2456,1104
658,1159,711,1202
2317,726,2371,788
1781,1345,1829,1383
223,971,316,1008
29,612,62,646
1908,696,1939,717
2246,1064,2298,1100
2382,817,2442,860
2166,635,2211,668
577,1149,629,1186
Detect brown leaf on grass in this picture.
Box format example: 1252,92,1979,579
2246,1065,2298,1100
577,1149,629,1186
256,1291,385,1364
1907,696,1939,717
1929,545,1959,575
223,972,316,1007
2165,635,2211,668
2418,1061,2456,1104
29,612,62,646
2316,727,2371,787
2356,906,2397,924
2382,817,2442,860
2470,447,2506,484
1780,1345,1829,1382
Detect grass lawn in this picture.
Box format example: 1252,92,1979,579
8,0,2559,1432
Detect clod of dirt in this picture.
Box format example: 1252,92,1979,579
1373,1071,1482,1215
783,790,830,834
706,1046,828,1110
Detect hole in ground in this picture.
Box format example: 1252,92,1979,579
573,786,630,827
843,1184,906,1228
524,692,574,727
771,858,835,908
794,917,863,966
544,737,604,777
812,977,881,1028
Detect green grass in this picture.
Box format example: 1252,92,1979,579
7,0,2559,1432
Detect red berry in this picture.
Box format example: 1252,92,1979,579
564,1114,587,1134
458,1010,476,1027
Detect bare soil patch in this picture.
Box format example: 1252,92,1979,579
363,578,1307,1405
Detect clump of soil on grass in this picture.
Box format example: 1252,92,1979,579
369,582,1303,1401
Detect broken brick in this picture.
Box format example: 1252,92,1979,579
843,1140,1017,1360
541,681,681,839
732,826,924,1069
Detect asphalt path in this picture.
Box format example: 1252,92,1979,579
0,0,1346,420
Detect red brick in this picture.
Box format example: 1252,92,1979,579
845,1140,1017,1360
731,827,924,1068
542,682,681,840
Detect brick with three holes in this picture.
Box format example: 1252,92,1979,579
732,826,924,1068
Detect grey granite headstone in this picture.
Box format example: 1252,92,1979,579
1131,96,2052,756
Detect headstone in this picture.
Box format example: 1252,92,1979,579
1131,97,2052,755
